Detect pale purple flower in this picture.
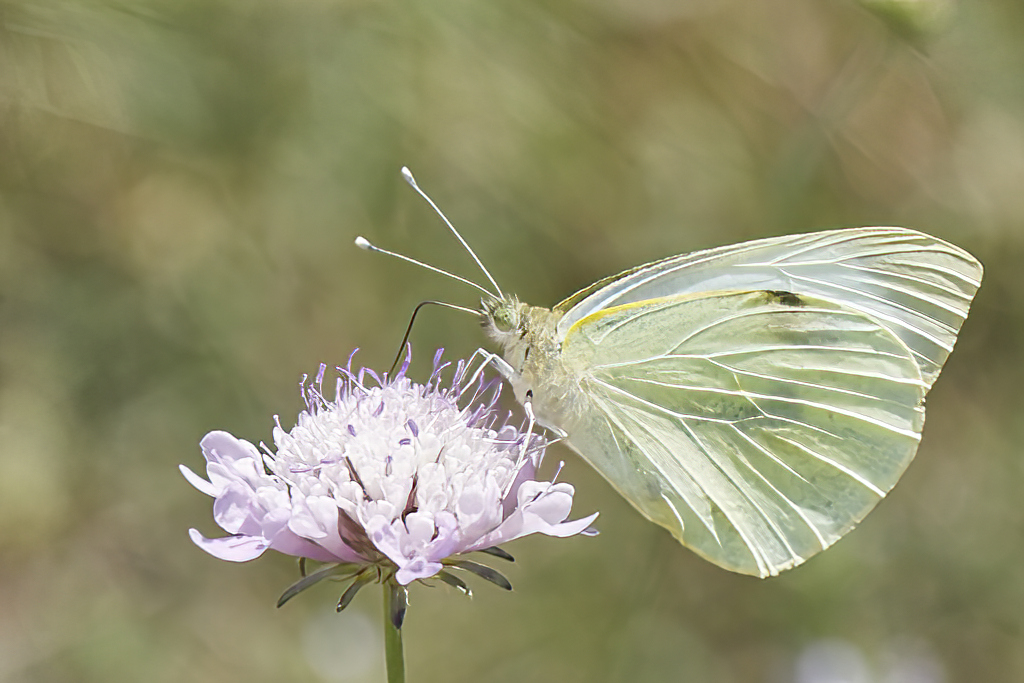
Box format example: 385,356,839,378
181,350,597,594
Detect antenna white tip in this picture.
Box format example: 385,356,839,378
354,236,372,250
396,165,505,298
400,166,417,187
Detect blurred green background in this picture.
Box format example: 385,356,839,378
1,0,1021,681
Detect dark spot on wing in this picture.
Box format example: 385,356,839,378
764,290,804,306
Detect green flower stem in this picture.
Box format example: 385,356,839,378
383,583,405,683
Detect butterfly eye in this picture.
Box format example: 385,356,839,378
491,308,517,334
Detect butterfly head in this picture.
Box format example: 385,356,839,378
480,295,528,348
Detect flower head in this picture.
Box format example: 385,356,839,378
182,349,597,602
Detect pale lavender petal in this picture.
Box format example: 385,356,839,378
315,532,365,564
287,496,365,562
202,461,243,493
422,512,460,561
501,459,536,518
526,511,600,538
287,496,330,540
456,485,487,524
265,527,343,563
468,481,598,549
258,505,294,539
179,464,218,497
456,481,500,538
212,482,262,534
364,516,405,567
473,481,576,545
518,482,575,523
402,512,436,548
225,457,271,488
188,528,269,561
384,515,457,584
395,557,443,585
200,431,262,465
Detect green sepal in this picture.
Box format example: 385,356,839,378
388,583,408,630
477,546,515,562
277,562,359,608
448,559,512,591
337,571,375,612
435,570,472,597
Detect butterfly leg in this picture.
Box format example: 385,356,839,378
461,348,569,439
516,398,538,469
461,348,517,388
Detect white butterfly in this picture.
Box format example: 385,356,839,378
359,169,983,578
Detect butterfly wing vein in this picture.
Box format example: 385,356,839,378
555,228,983,389
559,290,927,577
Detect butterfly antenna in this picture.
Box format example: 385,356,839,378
388,300,479,375
355,236,497,298
401,167,505,299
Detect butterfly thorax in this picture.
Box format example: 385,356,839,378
481,296,582,427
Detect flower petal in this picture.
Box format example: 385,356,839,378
212,481,263,534
395,557,443,585
266,527,343,563
200,431,262,465
364,516,405,566
528,511,600,538
288,495,365,563
402,512,436,548
518,481,575,524
179,464,218,497
468,481,598,549
188,528,269,561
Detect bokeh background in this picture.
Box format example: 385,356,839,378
1,0,1021,681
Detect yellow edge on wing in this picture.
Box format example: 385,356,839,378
564,289,766,342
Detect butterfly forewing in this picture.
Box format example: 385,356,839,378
556,290,925,577
554,228,982,389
